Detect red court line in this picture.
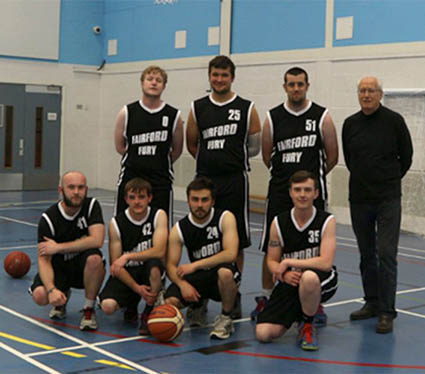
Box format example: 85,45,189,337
30,315,182,347
225,350,425,370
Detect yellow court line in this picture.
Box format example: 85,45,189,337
95,360,137,371
0,331,86,358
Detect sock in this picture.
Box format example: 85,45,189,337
84,298,95,310
302,313,314,324
143,304,153,315
222,309,231,317
262,288,272,298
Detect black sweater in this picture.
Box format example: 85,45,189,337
342,105,413,203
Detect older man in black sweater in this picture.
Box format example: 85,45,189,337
342,76,413,334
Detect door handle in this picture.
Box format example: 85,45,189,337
19,138,24,156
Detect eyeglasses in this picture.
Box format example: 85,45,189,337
358,88,380,94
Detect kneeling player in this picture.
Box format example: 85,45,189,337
164,177,239,339
256,171,338,350
100,178,168,334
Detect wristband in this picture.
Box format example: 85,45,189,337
47,287,56,294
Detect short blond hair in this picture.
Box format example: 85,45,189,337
140,65,168,85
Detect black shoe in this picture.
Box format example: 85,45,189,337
230,292,242,320
350,303,378,320
376,314,393,334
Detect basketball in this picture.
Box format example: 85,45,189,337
4,251,31,278
147,304,184,342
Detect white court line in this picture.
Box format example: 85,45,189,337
0,305,160,374
0,215,37,227
0,245,37,251
0,341,61,374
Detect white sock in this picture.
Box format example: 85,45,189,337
262,289,273,298
84,298,95,309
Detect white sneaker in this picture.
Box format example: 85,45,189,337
80,307,98,331
209,314,234,339
188,299,208,327
49,290,71,320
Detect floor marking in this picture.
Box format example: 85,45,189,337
224,350,425,370
0,341,61,374
0,244,37,251
0,305,160,374
0,215,38,227
95,359,137,371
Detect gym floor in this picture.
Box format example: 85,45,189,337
0,189,424,374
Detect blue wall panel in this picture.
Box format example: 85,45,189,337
231,0,327,54
334,0,425,46
104,0,220,63
59,0,105,65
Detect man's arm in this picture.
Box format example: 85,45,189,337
170,116,184,163
262,116,273,168
177,212,238,277
247,105,261,157
341,120,351,171
322,112,339,174
186,109,199,158
114,107,127,156
38,223,105,256
397,117,413,177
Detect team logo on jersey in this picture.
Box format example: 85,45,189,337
162,116,169,127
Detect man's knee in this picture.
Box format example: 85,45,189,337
255,324,276,343
85,254,104,271
300,270,320,289
32,286,49,306
217,267,235,284
165,296,182,309
101,299,119,315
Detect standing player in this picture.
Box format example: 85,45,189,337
186,55,261,318
100,178,168,335
30,171,105,331
252,67,338,323
114,65,184,221
164,177,240,339
256,171,338,351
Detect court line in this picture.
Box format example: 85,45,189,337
0,245,37,251
0,215,37,227
0,304,160,374
0,341,61,374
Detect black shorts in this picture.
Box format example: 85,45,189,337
259,182,326,252
164,263,241,308
30,248,104,292
200,171,250,250
115,170,173,227
99,259,164,308
257,266,338,329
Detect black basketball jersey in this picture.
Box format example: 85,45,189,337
38,198,104,261
111,206,161,267
274,207,333,261
121,100,180,187
177,208,227,263
268,101,328,201
192,94,253,176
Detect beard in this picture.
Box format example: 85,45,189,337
63,191,86,208
190,206,211,221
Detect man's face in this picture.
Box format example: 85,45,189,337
284,73,309,106
188,189,214,221
60,173,87,208
125,189,152,216
141,72,166,98
358,77,382,115
289,178,318,209
209,67,234,95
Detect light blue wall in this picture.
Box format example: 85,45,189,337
232,0,327,53
334,0,425,46
103,0,220,63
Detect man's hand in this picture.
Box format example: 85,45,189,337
48,288,67,307
180,281,200,303
38,237,61,256
177,263,196,278
272,259,289,282
110,255,128,277
282,270,302,287
137,285,158,305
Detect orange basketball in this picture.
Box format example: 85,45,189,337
147,304,184,342
4,251,31,278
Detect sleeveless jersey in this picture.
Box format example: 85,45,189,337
268,101,328,200
120,100,180,187
192,94,253,176
111,206,161,267
274,207,333,262
176,208,227,263
38,198,104,261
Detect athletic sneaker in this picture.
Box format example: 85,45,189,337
123,307,138,324
297,322,319,351
230,292,242,319
188,299,208,327
80,307,98,331
154,290,165,307
250,296,268,320
49,289,71,320
209,314,234,339
313,304,327,328
138,312,150,336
